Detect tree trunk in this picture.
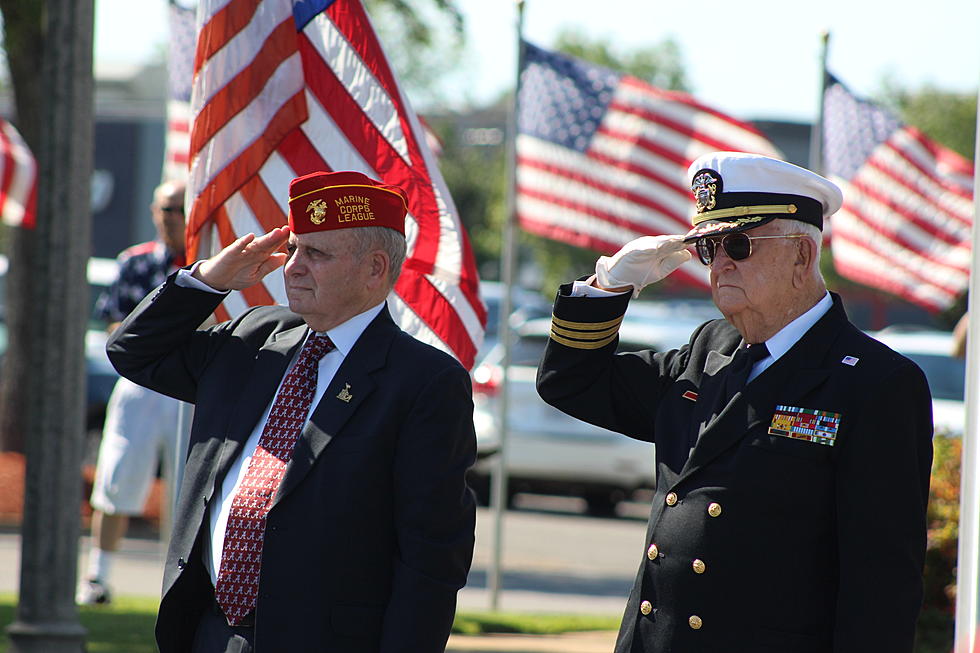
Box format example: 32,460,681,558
0,0,43,453
5,0,93,649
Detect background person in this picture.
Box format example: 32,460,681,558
106,171,476,653
537,152,933,652
77,179,187,605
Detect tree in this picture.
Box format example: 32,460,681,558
882,81,977,161
364,0,464,106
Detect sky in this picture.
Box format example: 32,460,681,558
95,0,980,123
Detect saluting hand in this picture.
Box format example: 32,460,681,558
193,226,291,291
594,235,692,297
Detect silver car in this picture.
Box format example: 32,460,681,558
470,299,722,516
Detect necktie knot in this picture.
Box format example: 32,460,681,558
301,332,335,363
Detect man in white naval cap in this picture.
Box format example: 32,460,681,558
537,151,933,652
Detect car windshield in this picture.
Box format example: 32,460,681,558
903,352,965,402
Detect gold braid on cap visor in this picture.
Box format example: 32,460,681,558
692,203,798,226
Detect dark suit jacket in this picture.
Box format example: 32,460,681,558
537,287,933,653
106,274,477,653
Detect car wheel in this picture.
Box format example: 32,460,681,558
584,491,621,518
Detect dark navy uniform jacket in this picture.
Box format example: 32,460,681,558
537,286,933,653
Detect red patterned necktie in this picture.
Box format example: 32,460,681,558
214,331,334,624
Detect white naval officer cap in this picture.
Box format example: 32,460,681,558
682,151,843,243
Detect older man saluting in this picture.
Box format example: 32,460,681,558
537,152,933,652
107,171,476,653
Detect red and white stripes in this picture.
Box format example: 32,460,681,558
186,0,484,367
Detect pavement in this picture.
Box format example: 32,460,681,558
0,515,621,653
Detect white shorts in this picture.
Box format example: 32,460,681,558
89,377,182,515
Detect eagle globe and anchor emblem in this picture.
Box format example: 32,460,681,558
691,170,720,213
306,198,329,224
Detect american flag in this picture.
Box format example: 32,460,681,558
186,0,485,368
163,2,196,183
0,118,36,229
516,41,782,288
823,74,974,312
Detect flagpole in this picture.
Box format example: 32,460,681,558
488,0,525,612
953,78,980,653
808,31,829,174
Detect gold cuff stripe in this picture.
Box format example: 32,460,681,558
289,183,409,212
692,203,798,225
551,323,621,341
550,314,624,331
550,330,619,349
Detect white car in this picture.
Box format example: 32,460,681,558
469,299,721,516
868,327,965,436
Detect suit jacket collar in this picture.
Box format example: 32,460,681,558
212,322,310,493
272,305,400,507
677,293,848,482
212,305,401,503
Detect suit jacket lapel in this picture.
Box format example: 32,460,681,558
272,307,398,508
677,296,847,482
212,324,308,491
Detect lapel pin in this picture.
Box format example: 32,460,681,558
682,390,699,402
841,356,859,366
336,383,353,403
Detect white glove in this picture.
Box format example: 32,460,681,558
594,235,692,298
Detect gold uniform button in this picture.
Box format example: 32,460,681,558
692,559,706,574
640,600,653,616
665,492,678,506
689,615,703,630
647,543,659,560
707,502,722,517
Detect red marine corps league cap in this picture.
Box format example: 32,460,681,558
287,171,409,235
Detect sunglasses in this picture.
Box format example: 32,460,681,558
695,233,807,265
159,205,185,214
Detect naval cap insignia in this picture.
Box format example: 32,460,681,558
307,198,328,224
691,170,720,214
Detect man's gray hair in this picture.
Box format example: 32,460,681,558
348,226,407,286
769,218,824,280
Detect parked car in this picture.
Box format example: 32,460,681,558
868,326,965,436
477,281,552,360
470,299,722,515
0,255,120,435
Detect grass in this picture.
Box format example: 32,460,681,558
452,612,620,635
0,594,159,653
0,594,619,650
0,594,954,651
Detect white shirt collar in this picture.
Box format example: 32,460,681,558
309,301,386,357
763,292,833,363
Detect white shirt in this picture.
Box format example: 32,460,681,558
175,267,384,581
747,292,832,382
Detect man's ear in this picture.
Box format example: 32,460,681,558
793,237,817,288
367,249,390,287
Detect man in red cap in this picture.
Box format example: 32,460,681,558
106,170,477,653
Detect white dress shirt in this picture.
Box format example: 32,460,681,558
175,267,384,581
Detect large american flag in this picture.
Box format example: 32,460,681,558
186,0,485,368
823,74,974,312
516,41,782,288
0,118,36,229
